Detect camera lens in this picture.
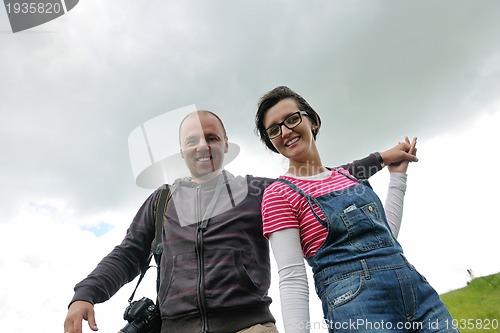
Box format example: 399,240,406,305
118,320,145,333
118,297,161,333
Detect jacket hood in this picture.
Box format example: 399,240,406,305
172,169,235,189
170,170,245,227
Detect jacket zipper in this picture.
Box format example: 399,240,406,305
195,186,209,333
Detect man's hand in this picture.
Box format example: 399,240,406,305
380,136,418,166
64,301,98,333
387,137,418,173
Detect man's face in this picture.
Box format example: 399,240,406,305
179,112,228,182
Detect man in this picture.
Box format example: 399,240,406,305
64,110,417,333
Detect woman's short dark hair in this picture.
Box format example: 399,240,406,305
255,86,322,153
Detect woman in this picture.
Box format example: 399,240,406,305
255,86,458,333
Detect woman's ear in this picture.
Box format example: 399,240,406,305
312,126,320,139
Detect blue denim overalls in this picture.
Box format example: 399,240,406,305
277,170,458,333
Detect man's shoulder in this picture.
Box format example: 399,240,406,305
245,175,276,188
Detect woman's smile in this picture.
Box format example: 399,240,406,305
284,136,300,147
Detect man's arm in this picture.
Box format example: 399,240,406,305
340,140,418,179
340,153,381,179
70,193,158,305
64,189,161,333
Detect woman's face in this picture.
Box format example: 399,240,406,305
263,98,317,162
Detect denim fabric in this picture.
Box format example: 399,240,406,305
277,175,458,333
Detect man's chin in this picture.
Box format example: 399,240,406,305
193,168,223,183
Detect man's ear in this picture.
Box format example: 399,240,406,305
180,148,184,158
224,137,229,153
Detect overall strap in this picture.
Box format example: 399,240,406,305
331,167,360,183
276,177,311,198
275,177,330,224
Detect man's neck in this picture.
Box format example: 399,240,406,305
192,169,224,185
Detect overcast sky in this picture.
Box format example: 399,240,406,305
1,1,500,332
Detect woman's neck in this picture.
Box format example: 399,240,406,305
287,158,326,177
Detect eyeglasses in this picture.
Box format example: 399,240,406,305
265,111,308,139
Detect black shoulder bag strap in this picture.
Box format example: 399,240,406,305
152,184,170,292
127,184,171,303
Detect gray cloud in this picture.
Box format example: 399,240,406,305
1,2,500,332
1,0,500,220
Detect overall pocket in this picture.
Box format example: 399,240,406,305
340,202,393,252
320,273,363,311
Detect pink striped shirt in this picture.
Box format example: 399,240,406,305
261,168,359,258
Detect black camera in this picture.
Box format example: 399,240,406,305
118,297,161,333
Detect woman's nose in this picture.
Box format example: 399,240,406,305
281,125,293,137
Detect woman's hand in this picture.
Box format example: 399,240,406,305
388,137,417,173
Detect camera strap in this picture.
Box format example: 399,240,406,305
127,184,171,303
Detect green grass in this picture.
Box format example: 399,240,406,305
440,272,500,333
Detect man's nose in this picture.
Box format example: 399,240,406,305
195,139,211,151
